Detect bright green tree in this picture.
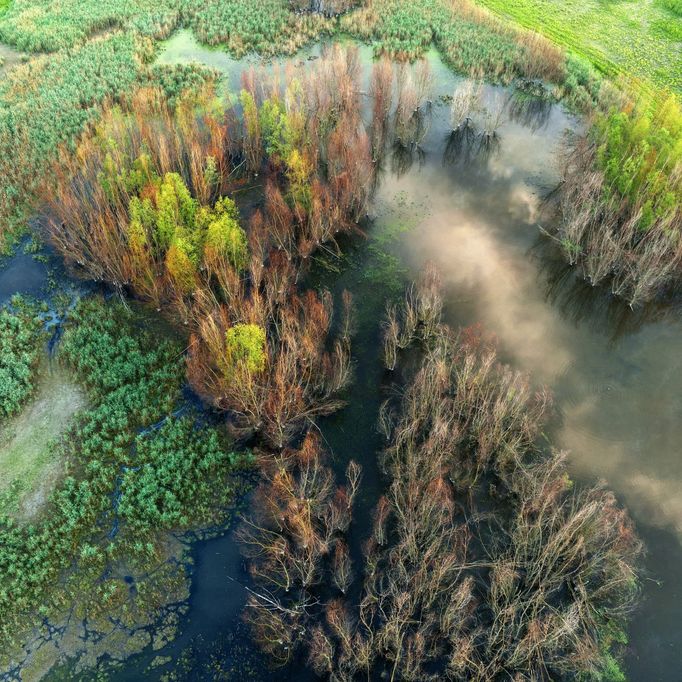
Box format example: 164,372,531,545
224,323,267,374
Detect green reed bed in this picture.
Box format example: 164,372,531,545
0,0,180,51
0,298,45,421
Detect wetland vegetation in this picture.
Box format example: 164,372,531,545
0,0,679,679
0,296,249,676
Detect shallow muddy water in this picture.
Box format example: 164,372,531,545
0,249,48,304
13,30,679,681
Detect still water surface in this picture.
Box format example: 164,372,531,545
32,30,682,680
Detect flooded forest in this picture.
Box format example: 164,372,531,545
0,1,680,681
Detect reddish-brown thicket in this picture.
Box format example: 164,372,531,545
369,57,393,160
44,45,442,447
44,47,381,445
300,271,643,681
187,284,353,448
236,432,361,664
47,45,374,292
47,86,234,303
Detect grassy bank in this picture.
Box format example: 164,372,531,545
475,0,682,91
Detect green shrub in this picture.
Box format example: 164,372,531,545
596,93,681,229
224,324,267,374
0,298,45,421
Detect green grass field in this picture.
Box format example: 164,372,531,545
476,0,681,91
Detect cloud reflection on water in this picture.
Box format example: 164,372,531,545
375,107,682,545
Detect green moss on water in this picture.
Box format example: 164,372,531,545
362,191,431,295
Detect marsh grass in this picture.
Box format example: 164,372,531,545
187,0,336,57
0,0,181,51
341,0,565,84
0,298,45,420
0,0,334,55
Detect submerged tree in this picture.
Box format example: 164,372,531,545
46,47,380,446
244,268,643,680
237,433,361,663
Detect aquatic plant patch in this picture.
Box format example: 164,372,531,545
0,297,45,420
186,0,335,57
0,0,182,51
0,296,248,674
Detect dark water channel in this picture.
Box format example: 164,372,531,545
0,31,676,681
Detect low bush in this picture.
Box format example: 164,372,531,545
0,298,45,421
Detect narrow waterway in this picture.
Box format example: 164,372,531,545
21,30,681,680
